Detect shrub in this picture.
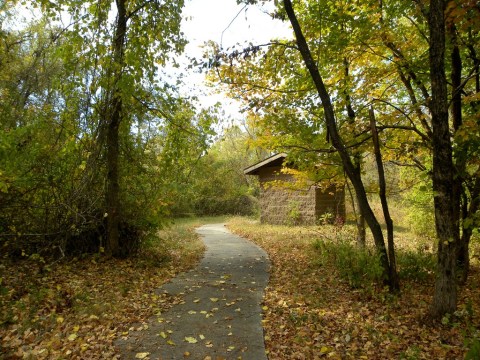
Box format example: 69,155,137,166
287,200,302,226
396,247,436,282
313,239,384,289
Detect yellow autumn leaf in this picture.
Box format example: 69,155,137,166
68,333,77,341
135,352,150,359
210,297,219,302
159,331,167,339
185,336,198,343
167,340,176,346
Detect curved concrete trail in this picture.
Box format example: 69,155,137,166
116,223,270,359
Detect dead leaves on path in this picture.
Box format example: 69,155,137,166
228,218,480,359
0,226,204,359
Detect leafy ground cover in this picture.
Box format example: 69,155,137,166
0,217,227,359
227,217,480,360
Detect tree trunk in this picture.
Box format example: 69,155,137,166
345,177,366,247
344,57,366,247
369,106,399,292
429,0,459,318
457,180,480,284
283,0,396,291
355,199,366,247
105,0,127,257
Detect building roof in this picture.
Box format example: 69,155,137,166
244,153,287,175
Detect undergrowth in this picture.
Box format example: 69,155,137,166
227,216,480,359
0,218,206,359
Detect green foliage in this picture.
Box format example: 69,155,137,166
400,168,436,238
465,334,480,360
396,247,436,283
170,126,263,217
318,211,334,225
287,200,302,226
0,3,215,258
312,239,385,289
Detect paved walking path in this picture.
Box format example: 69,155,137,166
116,224,270,359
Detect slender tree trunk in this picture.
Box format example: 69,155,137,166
345,177,365,247
344,57,366,247
429,0,459,318
105,0,127,257
457,180,480,284
369,106,399,292
106,112,120,256
283,0,396,290
449,23,470,284
355,195,366,247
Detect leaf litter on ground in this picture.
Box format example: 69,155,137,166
227,217,480,359
0,222,204,359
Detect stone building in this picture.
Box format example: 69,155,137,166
244,153,345,225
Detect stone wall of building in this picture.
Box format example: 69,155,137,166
258,167,345,225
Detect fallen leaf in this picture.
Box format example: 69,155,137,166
135,352,150,359
185,336,198,344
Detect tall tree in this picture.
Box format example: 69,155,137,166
0,1,216,258
51,0,187,256
428,0,459,318
218,0,479,317
282,0,399,291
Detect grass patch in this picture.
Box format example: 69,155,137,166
313,238,385,289
227,216,480,359
0,219,207,359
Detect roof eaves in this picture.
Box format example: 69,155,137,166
243,153,287,175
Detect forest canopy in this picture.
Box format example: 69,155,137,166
1,0,479,322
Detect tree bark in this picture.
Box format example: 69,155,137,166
457,179,480,284
283,0,397,290
344,57,366,247
369,106,399,292
429,0,459,318
448,23,471,284
105,0,127,257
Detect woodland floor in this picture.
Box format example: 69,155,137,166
0,218,209,359
227,217,480,360
1,216,479,359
